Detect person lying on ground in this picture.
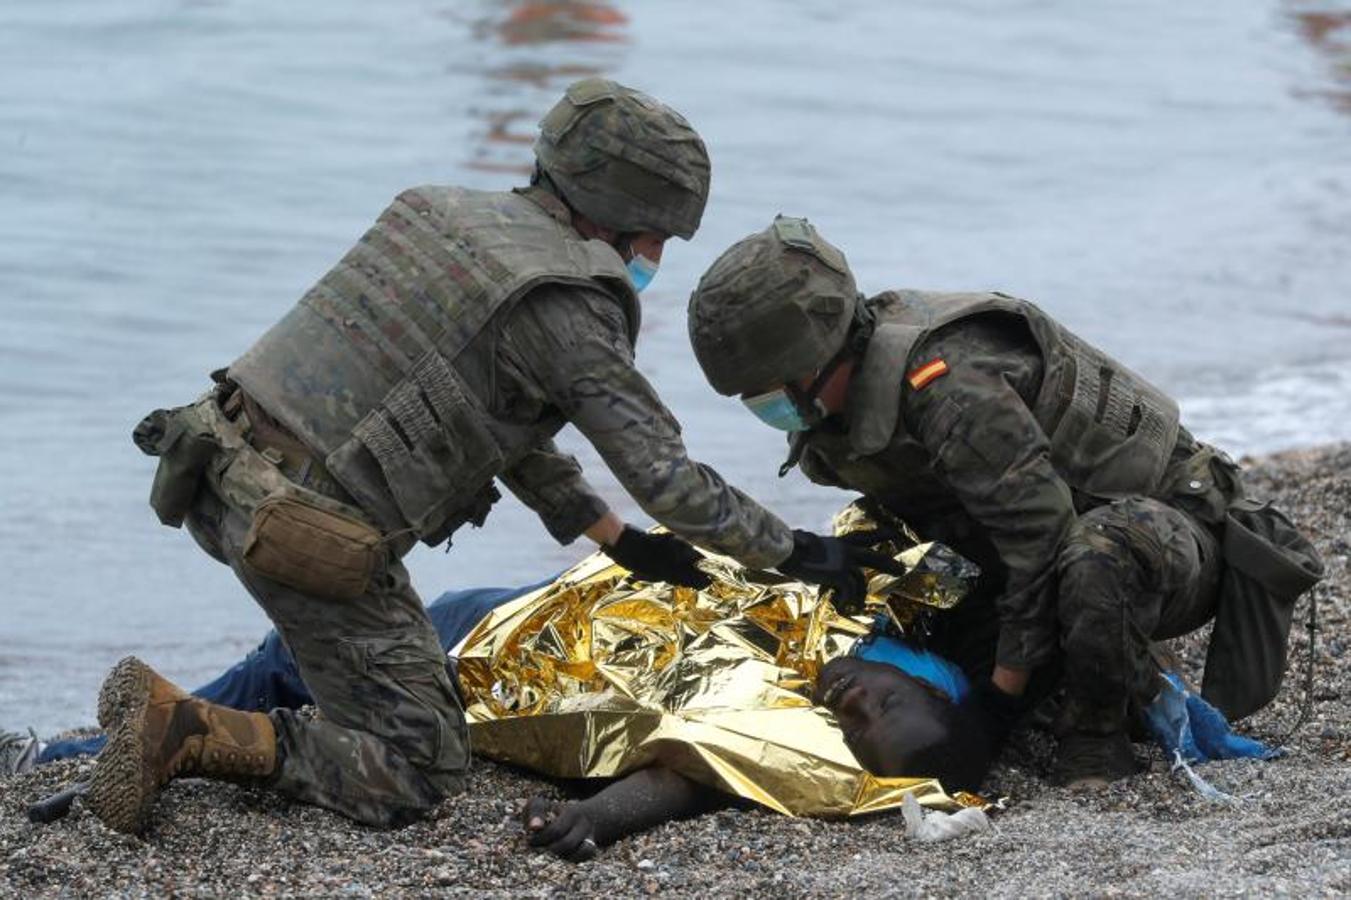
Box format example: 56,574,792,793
4,564,994,862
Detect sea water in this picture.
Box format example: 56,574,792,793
2,0,1348,733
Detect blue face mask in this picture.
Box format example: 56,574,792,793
626,254,659,293
742,388,812,432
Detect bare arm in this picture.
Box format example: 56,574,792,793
522,766,723,862
583,510,624,547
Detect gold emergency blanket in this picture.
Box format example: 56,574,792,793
455,510,983,818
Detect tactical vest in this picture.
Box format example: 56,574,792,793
847,290,1180,499
229,186,637,546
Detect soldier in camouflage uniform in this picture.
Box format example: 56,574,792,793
688,216,1320,787
87,83,886,834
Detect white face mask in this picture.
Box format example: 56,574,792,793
626,253,659,293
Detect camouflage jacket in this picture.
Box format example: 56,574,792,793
798,308,1199,670
497,283,793,568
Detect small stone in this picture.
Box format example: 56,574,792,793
637,858,655,870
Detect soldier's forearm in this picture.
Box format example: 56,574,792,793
498,441,612,545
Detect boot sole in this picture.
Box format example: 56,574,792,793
96,658,126,730
86,657,158,834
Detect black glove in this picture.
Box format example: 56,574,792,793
601,527,712,589
967,680,1023,752
776,529,907,614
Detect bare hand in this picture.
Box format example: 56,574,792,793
521,797,600,863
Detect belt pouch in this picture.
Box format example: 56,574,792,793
242,492,383,601
1201,498,1324,720
134,407,221,528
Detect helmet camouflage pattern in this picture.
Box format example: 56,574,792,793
534,77,711,240
688,215,858,396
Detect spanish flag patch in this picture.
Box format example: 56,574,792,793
906,358,950,390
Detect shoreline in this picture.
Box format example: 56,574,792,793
2,443,1348,896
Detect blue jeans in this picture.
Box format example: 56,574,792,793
38,581,544,764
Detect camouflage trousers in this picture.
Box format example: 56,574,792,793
1056,497,1222,734
184,467,469,828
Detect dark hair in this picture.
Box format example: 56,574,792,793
917,704,994,792
889,679,994,792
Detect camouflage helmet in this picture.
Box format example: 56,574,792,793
688,216,858,396
534,77,710,240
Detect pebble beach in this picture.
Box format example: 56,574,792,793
1,443,1347,898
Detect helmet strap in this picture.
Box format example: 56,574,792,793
778,431,810,478
774,364,844,477
793,299,869,420
785,347,852,430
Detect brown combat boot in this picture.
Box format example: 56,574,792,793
86,656,277,834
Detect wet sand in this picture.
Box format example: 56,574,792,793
2,443,1348,897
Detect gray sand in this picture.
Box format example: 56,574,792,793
2,445,1348,897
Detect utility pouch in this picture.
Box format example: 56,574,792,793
326,351,504,544
1201,498,1323,721
134,406,221,528
242,492,383,601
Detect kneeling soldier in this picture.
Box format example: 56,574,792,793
687,217,1322,787
88,86,877,833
